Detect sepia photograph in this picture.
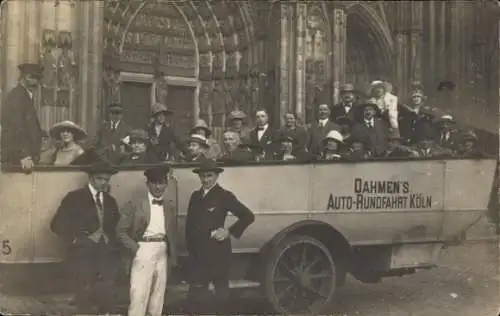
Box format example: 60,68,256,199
0,0,498,315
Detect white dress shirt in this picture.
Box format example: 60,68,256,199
154,124,162,137
143,192,166,237
364,118,375,128
344,104,352,114
257,124,268,141
110,120,120,131
318,118,329,127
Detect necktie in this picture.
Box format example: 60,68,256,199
95,192,104,226
152,199,163,206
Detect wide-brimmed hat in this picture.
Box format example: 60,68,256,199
18,63,43,78
49,120,87,141
129,129,149,142
433,114,456,125
85,159,118,175
190,119,212,137
188,134,209,148
361,102,380,114
323,130,344,144
144,165,170,182
151,103,173,116
192,158,224,174
228,110,247,121
108,103,124,113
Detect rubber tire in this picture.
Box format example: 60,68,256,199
263,235,337,314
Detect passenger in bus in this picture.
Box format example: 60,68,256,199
184,134,210,162
330,83,361,125
345,136,371,160
227,109,252,143
318,130,344,161
39,120,87,166
336,115,354,141
1,63,43,171
146,103,186,162
279,112,309,154
50,160,120,314
94,103,132,162
249,108,279,160
185,159,255,313
118,129,156,165
455,130,485,158
220,131,241,158
367,80,399,134
384,132,420,158
398,89,436,145
116,165,177,316
350,102,389,157
274,135,299,161
189,119,222,160
433,114,459,150
414,124,454,158
307,103,341,157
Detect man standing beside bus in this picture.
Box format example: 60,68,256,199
50,160,120,314
117,165,177,316
185,158,255,313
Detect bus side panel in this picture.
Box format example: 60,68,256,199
441,159,497,238
0,173,36,263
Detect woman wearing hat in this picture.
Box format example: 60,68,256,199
190,119,222,160
39,120,87,166
367,80,399,133
227,109,251,143
319,130,344,161
118,129,157,165
398,89,436,146
278,112,308,154
184,134,210,162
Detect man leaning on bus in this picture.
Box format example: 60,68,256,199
50,160,121,314
185,158,255,313
116,165,177,316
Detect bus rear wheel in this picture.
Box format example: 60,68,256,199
263,235,337,314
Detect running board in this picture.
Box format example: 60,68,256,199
170,280,261,292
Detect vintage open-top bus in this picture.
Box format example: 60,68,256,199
0,156,497,313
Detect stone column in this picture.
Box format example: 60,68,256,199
331,8,347,105
277,3,292,126
394,4,409,99
295,2,307,120
409,1,423,83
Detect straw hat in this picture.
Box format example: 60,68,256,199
433,114,456,125
322,130,344,144
49,121,87,141
188,134,209,148
190,119,212,137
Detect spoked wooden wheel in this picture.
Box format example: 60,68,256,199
264,235,336,314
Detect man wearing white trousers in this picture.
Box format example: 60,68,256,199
117,165,177,316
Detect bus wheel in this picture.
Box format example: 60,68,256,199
264,235,336,314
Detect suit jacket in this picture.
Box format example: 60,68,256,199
398,105,433,145
185,184,254,259
434,128,459,149
330,102,361,124
249,126,279,160
278,126,309,154
95,120,132,161
1,85,42,164
146,123,186,162
116,190,178,266
307,120,341,156
51,186,120,249
350,119,389,157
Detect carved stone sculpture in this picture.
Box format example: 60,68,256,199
40,29,57,107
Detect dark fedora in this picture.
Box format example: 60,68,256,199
18,63,43,78
85,159,118,175
192,158,224,174
144,165,171,182
108,103,124,113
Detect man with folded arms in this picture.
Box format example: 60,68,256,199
116,165,177,316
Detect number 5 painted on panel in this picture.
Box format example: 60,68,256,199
2,240,12,255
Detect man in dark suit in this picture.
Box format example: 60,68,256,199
146,103,186,162
94,103,133,163
350,103,389,157
1,63,43,171
50,160,120,314
117,165,178,316
433,114,460,150
185,159,255,313
330,83,361,125
398,89,435,145
307,103,341,156
414,123,454,158
248,108,278,160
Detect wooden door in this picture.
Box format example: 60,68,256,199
166,85,195,140
120,81,152,129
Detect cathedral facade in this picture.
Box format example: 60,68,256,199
0,0,498,145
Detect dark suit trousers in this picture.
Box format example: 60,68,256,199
69,238,118,313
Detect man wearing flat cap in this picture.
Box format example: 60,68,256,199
50,160,121,314
94,103,133,163
1,63,44,171
117,165,177,316
185,159,255,313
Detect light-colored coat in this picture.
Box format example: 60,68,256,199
116,190,178,268
369,93,399,130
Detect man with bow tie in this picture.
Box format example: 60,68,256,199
50,160,121,314
350,102,389,157
117,165,177,316
185,159,254,313
330,83,361,125
248,108,279,160
307,103,341,156
95,103,132,163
